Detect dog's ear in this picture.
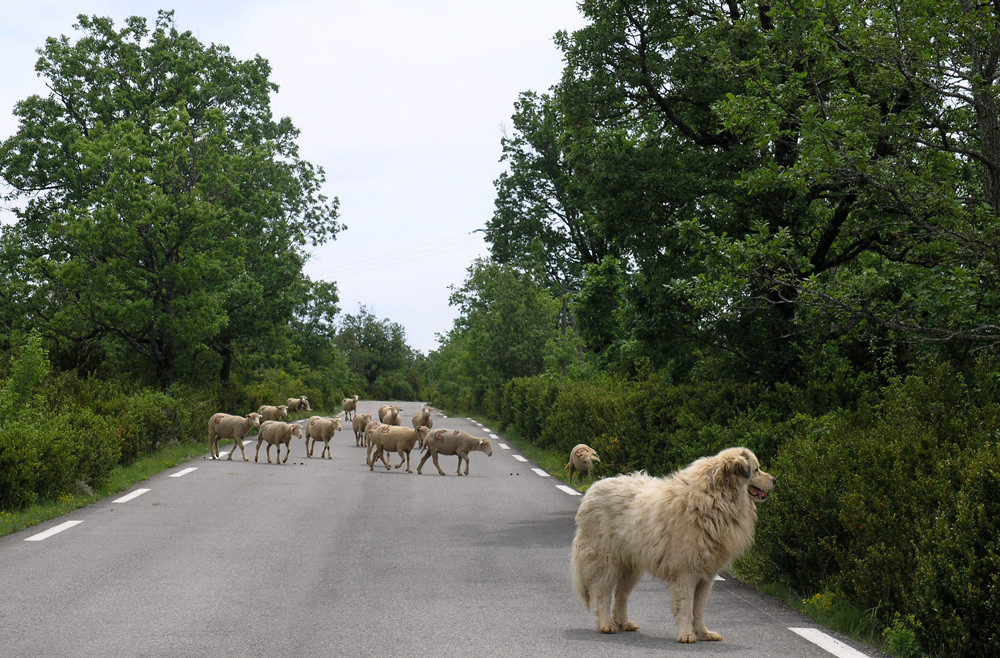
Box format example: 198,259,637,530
726,453,752,480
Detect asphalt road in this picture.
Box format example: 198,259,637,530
0,400,886,657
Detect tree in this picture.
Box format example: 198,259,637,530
0,11,341,388
335,306,413,392
446,258,561,389
490,0,1000,381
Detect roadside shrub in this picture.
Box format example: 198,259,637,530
909,442,1000,657
0,420,41,509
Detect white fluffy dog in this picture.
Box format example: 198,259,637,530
571,447,775,643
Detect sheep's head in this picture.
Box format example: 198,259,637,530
247,412,262,428
291,424,304,439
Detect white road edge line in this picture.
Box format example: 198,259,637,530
170,467,198,478
531,468,549,478
113,488,150,503
25,520,83,541
789,627,870,658
556,485,581,496
512,455,528,462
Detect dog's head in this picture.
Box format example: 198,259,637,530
719,447,775,502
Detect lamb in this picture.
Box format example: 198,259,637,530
565,443,600,483
378,404,403,426
342,395,360,421
258,404,289,422
369,425,431,473
255,420,303,464
352,413,373,447
305,415,342,459
208,412,262,461
417,429,493,476
286,396,312,419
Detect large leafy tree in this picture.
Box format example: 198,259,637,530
0,11,341,387
490,0,1000,382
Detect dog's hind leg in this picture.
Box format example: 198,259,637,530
611,565,641,632
594,565,621,633
692,576,722,641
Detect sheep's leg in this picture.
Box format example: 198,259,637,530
255,439,263,463
432,452,447,476
281,441,290,464
232,436,248,462
416,450,431,474
457,452,469,476
393,450,406,470
322,440,331,459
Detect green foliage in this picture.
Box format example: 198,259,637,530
335,305,413,393
0,331,49,427
0,11,341,389
910,443,1000,656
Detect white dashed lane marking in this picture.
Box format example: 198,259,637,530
790,628,871,658
170,467,198,478
113,488,150,503
512,455,528,462
499,443,510,450
24,520,83,542
531,468,549,478
556,485,581,496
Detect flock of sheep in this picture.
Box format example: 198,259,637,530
206,395,499,476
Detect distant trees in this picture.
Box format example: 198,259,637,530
0,11,341,388
335,306,413,394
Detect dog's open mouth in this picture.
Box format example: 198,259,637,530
748,485,769,501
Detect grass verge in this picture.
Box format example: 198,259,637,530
0,440,208,540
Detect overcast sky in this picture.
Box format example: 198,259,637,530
0,1,588,353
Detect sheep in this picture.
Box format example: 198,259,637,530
378,404,403,426
255,420,303,464
417,429,493,476
352,413,373,447
305,415,342,459
208,412,262,461
411,406,434,433
364,420,385,465
342,395,360,421
369,425,431,473
286,396,311,419
565,443,600,483
258,404,289,422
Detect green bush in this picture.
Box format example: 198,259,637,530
0,420,41,509
910,442,1000,657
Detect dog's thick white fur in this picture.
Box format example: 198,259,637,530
571,447,775,643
